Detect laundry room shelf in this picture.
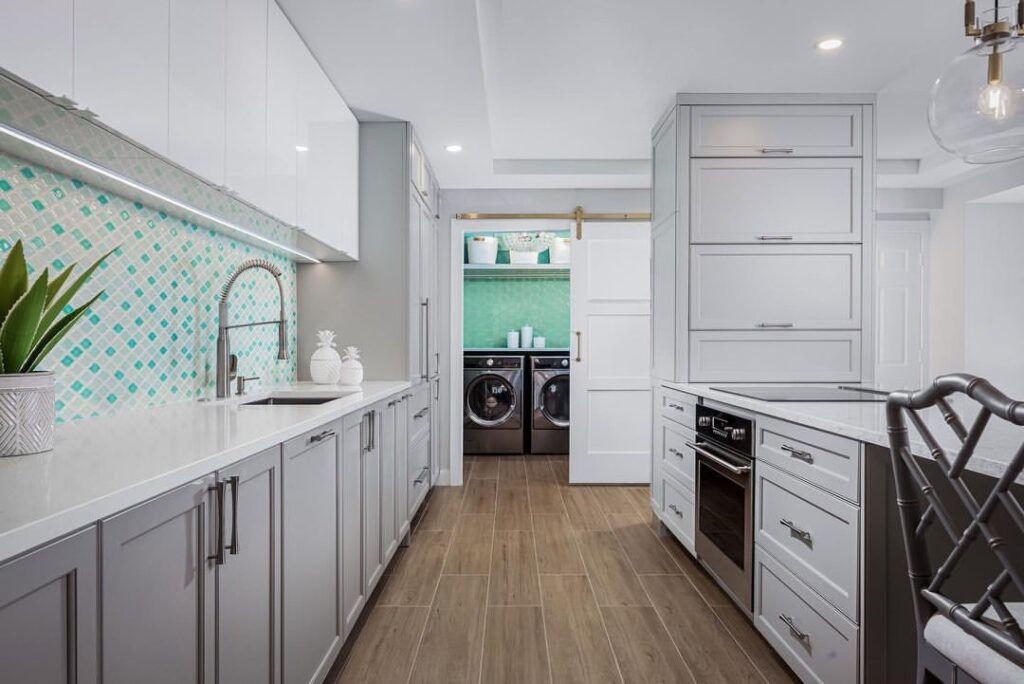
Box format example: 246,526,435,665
463,263,570,280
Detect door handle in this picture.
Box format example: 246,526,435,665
421,299,430,380
780,518,813,543
414,466,430,485
309,429,335,444
780,444,814,462
227,475,240,555
686,441,751,475
759,147,794,155
667,503,684,518
756,322,794,328
414,407,430,420
779,613,809,642
208,480,226,565
575,331,582,363
756,235,794,241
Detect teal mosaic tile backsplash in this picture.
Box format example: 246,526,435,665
0,152,297,422
463,278,569,348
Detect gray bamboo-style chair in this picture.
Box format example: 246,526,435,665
887,374,1024,684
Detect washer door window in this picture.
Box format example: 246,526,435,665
538,374,570,427
466,375,517,427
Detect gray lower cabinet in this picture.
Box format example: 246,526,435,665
340,410,365,638
216,446,282,684
282,424,342,684
0,526,99,684
395,393,410,539
381,398,400,562
362,405,384,595
100,477,216,684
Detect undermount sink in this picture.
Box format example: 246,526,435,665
240,391,357,406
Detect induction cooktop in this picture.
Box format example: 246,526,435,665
711,386,889,402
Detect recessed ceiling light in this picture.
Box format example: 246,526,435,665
816,37,843,51
445,144,463,153
295,145,309,152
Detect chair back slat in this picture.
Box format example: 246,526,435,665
887,374,1024,668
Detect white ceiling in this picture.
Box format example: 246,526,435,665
279,0,972,190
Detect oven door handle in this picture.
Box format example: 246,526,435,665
686,441,751,475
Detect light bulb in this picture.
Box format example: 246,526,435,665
979,81,1013,119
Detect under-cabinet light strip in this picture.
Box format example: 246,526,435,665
0,122,321,263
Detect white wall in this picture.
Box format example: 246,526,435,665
963,203,1024,396
437,188,650,464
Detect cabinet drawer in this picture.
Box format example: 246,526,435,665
757,416,861,503
407,383,431,445
283,421,340,459
691,245,861,330
754,547,859,684
689,331,861,383
661,474,695,554
408,436,431,517
658,385,697,427
691,105,862,157
755,463,860,620
661,421,696,492
690,158,861,244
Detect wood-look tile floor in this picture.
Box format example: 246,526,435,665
331,455,798,684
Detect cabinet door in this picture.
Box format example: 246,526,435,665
409,137,425,195
168,0,226,185
408,435,431,518
1,0,73,98
689,331,862,383
225,0,268,207
265,1,299,225
650,220,680,381
424,210,439,378
690,245,861,330
651,112,677,227
381,399,399,563
216,446,281,684
691,105,862,157
363,408,383,593
430,377,440,480
690,158,862,244
396,394,410,538
0,527,98,684
340,410,365,637
74,0,170,153
282,426,341,684
101,477,216,684
408,191,424,383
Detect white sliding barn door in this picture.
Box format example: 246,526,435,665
875,221,928,391
569,222,652,483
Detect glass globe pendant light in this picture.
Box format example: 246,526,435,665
929,0,1024,163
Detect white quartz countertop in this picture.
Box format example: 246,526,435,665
665,382,1024,485
0,380,410,563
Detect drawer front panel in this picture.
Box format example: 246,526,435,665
407,384,431,445
658,386,697,427
690,158,862,244
662,474,695,554
689,331,862,383
691,245,861,330
408,436,431,517
757,416,861,503
754,548,859,684
691,105,863,157
756,463,860,620
661,422,696,492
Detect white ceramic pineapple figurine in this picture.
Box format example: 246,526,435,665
309,330,342,384
338,345,364,386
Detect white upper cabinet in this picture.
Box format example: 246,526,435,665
168,0,227,186
1,0,74,99
266,1,299,225
74,0,170,154
690,158,862,244
691,105,862,157
225,0,269,208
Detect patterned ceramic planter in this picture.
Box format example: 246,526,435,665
0,372,56,457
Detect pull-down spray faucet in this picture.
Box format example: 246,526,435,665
215,258,288,398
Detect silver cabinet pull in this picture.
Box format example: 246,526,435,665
414,407,430,420
208,480,227,565
781,444,814,462
756,322,794,328
368,411,376,451
227,475,240,555
668,447,683,457
361,413,371,453
574,331,582,363
756,235,794,241
667,503,684,518
309,429,335,444
779,613,809,642
413,466,430,485
685,441,751,475
780,518,812,543
421,299,430,380
667,403,687,412
760,147,794,155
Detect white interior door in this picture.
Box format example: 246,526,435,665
875,221,928,391
570,222,652,483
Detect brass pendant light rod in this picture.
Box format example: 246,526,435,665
454,205,652,240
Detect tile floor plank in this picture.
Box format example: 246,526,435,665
541,575,622,684
498,455,528,481
642,574,763,683
525,456,557,482
480,607,551,684
488,529,541,606
443,514,495,575
607,512,681,575
377,530,451,606
336,606,429,684
713,603,799,684
495,479,532,530
417,487,465,531
469,456,500,480
591,486,642,515
461,478,497,514
563,486,612,531
533,512,586,574
408,575,488,684
575,530,651,607
601,606,695,684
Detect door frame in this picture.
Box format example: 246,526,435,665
875,218,931,389
448,218,573,485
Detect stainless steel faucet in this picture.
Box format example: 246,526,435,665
216,258,288,398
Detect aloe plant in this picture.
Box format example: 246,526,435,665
0,240,114,374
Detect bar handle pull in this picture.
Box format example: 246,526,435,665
575,331,582,363
309,429,335,444
781,444,814,462
760,147,794,155
780,518,813,543
208,480,227,565
756,235,794,241
228,475,240,555
756,322,794,328
779,613,809,642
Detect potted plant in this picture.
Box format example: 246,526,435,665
0,240,113,456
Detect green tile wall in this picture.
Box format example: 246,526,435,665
0,152,297,422
463,278,569,348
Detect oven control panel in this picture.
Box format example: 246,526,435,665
695,405,754,458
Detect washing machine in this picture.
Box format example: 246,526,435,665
530,354,570,454
463,355,524,455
